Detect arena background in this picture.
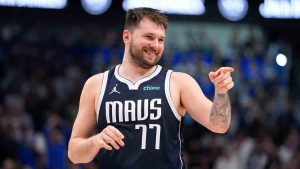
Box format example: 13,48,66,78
0,0,300,169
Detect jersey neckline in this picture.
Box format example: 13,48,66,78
114,64,162,90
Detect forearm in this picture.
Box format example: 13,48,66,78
68,136,100,164
209,92,231,133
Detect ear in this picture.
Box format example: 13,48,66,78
123,29,130,44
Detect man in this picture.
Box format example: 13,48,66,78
68,7,234,169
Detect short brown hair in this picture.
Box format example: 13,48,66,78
124,7,168,30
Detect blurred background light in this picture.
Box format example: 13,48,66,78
276,53,288,67
122,0,205,15
81,0,112,15
0,0,67,9
218,0,248,21
259,0,300,19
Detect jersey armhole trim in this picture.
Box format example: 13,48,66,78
165,70,181,121
96,70,109,124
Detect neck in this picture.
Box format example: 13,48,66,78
119,55,157,83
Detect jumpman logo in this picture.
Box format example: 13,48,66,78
109,84,121,94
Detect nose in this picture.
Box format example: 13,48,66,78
149,39,159,51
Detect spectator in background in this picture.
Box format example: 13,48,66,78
213,144,239,169
278,129,299,167
1,158,21,169
17,117,46,169
0,104,18,166
44,114,70,169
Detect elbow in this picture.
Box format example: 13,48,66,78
211,126,229,134
68,148,80,164
209,124,229,134
68,149,93,164
209,118,231,134
214,128,228,134
68,138,97,164
68,145,92,164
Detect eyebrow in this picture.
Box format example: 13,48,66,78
144,33,165,39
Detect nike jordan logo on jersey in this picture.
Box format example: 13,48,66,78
109,84,121,94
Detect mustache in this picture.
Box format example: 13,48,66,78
144,47,158,55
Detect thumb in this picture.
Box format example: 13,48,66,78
209,71,218,80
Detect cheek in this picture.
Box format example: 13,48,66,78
159,44,164,53
136,41,147,49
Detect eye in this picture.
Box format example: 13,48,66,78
159,38,165,43
145,35,153,40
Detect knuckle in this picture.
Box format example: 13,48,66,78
103,135,111,143
102,129,109,136
227,79,231,84
101,135,107,142
108,125,116,132
102,128,107,133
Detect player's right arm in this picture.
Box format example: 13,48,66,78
68,73,125,164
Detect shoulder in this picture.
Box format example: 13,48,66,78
85,73,103,88
81,72,105,98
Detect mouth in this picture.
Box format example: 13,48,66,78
144,48,157,59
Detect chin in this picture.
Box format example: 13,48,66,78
140,64,156,69
140,60,157,69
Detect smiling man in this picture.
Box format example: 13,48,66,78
68,7,234,169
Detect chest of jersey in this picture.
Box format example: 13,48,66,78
96,65,184,169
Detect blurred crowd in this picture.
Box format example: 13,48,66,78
0,22,299,169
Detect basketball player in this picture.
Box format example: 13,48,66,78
68,7,234,169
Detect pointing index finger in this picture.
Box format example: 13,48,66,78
219,67,234,74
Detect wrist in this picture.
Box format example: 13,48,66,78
91,135,102,149
215,90,228,96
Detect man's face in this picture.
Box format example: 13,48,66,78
127,18,166,69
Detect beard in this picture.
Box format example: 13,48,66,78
129,41,162,69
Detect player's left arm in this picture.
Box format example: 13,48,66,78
176,67,234,133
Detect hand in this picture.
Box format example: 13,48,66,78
92,125,125,150
209,67,235,94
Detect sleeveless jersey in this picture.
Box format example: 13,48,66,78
96,65,185,169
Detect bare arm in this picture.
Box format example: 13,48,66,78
209,93,231,133
68,74,102,163
172,67,234,134
68,74,125,164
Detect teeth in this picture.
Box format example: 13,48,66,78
145,49,155,56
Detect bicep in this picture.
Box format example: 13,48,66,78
70,75,101,139
179,73,213,128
